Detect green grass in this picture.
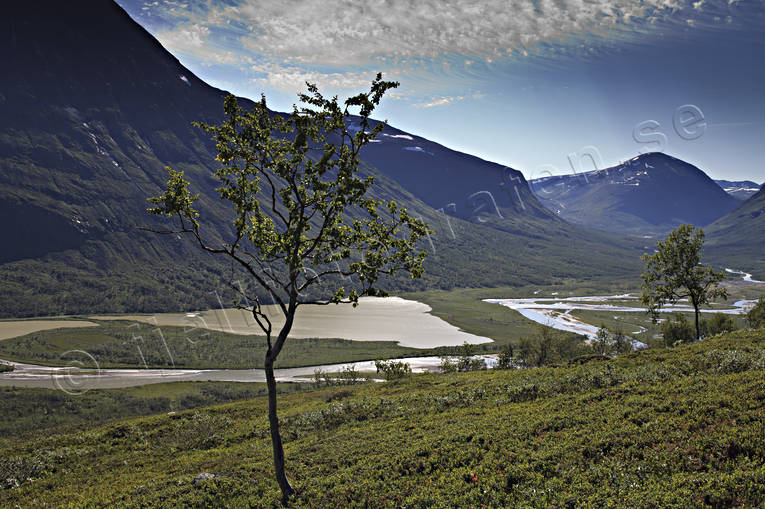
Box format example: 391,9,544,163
0,382,310,439
1,328,763,507
405,279,640,351
571,309,749,343
0,320,419,369
570,308,664,339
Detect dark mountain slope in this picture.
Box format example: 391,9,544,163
0,0,644,317
705,186,765,279
529,153,739,236
357,122,552,221
0,0,248,315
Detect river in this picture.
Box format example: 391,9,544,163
484,294,756,347
0,355,498,391
0,293,757,391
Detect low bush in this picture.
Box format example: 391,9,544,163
592,326,633,356
375,360,412,380
747,297,765,328
496,344,515,369
517,326,590,366
660,313,695,345
702,313,738,336
155,411,232,451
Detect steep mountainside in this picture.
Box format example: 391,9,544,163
357,122,552,221
0,0,644,317
714,179,762,201
1,0,240,315
529,153,740,236
706,186,765,279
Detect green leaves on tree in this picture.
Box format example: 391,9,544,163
641,224,728,340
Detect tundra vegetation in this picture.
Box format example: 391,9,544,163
1,328,763,507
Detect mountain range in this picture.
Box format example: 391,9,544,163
0,0,652,317
714,179,762,201
529,153,741,236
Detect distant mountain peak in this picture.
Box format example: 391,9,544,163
714,179,762,201
528,152,739,236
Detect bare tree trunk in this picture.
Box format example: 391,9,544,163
691,295,701,341
264,304,297,504
694,307,701,341
264,351,294,503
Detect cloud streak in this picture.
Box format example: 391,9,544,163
414,96,464,108
249,62,383,93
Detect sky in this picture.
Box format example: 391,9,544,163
115,0,765,183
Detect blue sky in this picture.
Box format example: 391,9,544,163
116,0,765,183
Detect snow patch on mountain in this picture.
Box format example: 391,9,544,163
403,146,433,155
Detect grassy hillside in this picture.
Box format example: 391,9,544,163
0,382,307,439
706,186,765,280
1,329,763,507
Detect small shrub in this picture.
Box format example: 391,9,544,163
592,326,633,356
456,342,486,371
746,297,765,328
704,349,765,373
313,366,364,386
496,343,515,369
439,344,486,373
0,447,85,490
517,326,590,366
0,363,13,373
157,411,232,451
375,360,411,380
701,313,738,336
458,357,487,371
660,313,695,346
1,454,48,490
338,365,364,384
439,356,458,373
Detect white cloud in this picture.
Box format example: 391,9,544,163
414,96,464,108
136,0,748,102
195,0,685,66
156,23,209,50
250,62,381,93
155,24,251,66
